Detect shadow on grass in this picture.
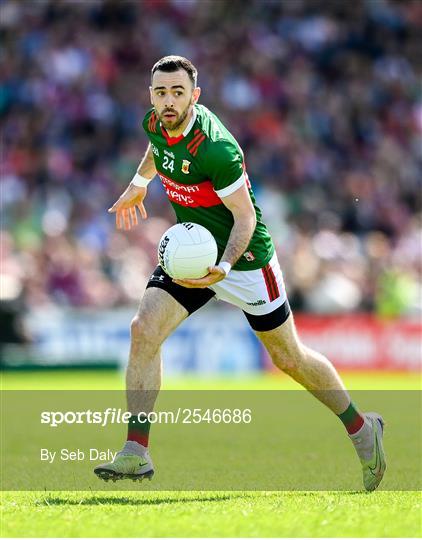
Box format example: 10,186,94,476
34,490,364,507
35,493,243,506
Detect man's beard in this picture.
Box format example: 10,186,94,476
160,104,190,132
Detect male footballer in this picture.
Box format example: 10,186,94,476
94,56,386,491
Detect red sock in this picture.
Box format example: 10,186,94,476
127,414,150,447
338,403,365,434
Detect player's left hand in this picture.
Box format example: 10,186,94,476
173,265,227,288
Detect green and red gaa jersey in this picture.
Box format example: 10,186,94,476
142,103,274,271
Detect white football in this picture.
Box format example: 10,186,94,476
157,223,218,279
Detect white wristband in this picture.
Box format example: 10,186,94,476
219,261,232,276
131,172,152,188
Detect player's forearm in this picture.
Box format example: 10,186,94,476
135,144,157,181
220,214,256,268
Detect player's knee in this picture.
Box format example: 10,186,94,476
130,316,144,340
130,315,158,348
271,343,305,374
272,355,298,374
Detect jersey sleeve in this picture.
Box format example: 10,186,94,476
205,140,246,198
142,108,159,136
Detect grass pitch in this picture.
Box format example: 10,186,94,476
2,490,420,537
1,369,421,538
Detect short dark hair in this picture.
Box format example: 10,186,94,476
151,56,198,88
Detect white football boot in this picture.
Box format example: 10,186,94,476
94,441,154,483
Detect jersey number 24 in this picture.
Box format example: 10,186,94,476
163,156,174,173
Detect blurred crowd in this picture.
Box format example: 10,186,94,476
1,0,421,331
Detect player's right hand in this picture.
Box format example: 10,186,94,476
108,184,148,230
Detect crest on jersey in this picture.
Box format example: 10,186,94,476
181,160,191,174
243,251,255,262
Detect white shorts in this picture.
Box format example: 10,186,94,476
147,251,290,331
209,252,287,316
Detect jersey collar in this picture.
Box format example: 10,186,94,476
182,108,197,136
160,108,197,147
